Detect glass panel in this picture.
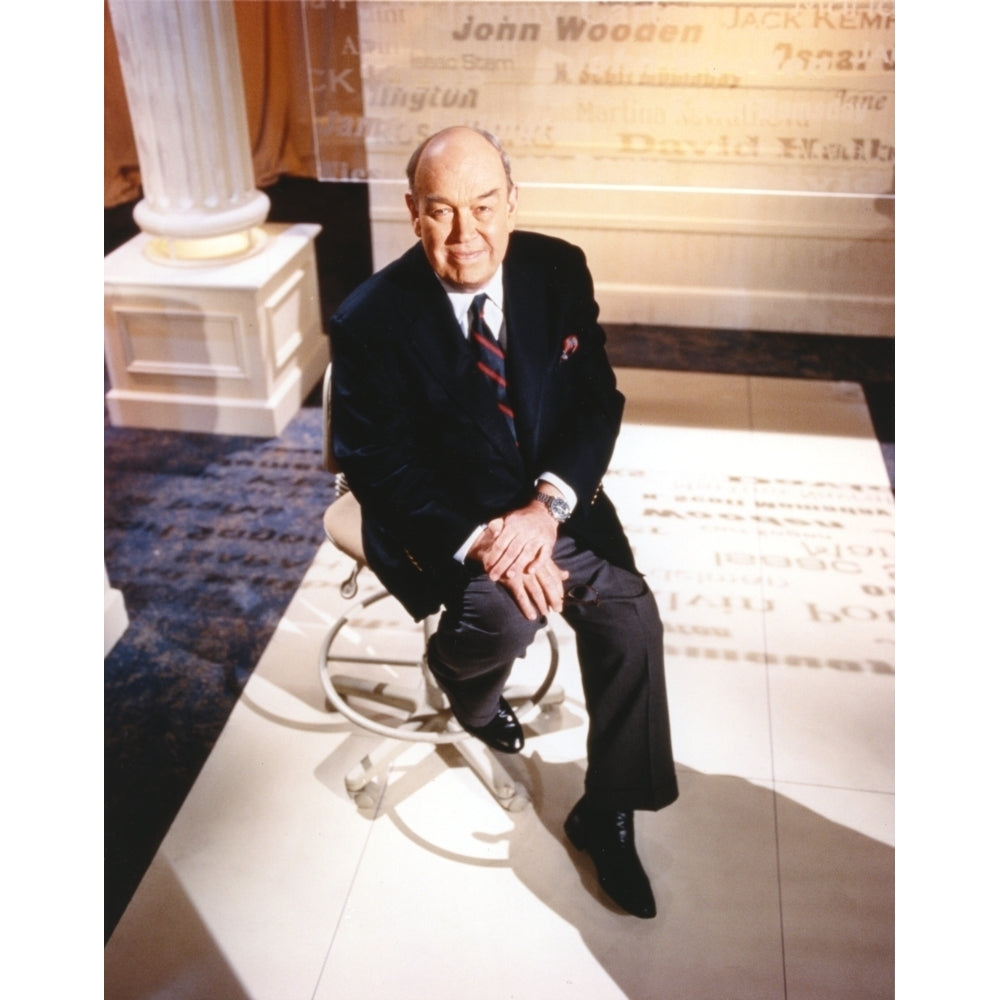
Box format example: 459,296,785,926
302,1,894,195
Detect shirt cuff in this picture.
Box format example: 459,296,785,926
454,524,486,564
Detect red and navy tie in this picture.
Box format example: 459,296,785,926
470,293,516,441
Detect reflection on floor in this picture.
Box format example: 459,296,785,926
105,370,894,1000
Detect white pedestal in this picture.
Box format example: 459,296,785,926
104,223,328,437
105,567,129,657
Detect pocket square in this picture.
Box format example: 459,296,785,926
559,335,579,361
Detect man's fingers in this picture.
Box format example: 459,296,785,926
531,561,567,614
525,551,569,583
500,573,539,620
501,556,567,618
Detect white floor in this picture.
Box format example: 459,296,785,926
105,370,895,1000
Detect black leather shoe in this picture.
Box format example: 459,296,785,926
457,696,524,754
565,797,656,918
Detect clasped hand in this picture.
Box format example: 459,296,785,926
469,503,568,620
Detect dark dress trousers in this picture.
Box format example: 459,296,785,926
330,230,678,811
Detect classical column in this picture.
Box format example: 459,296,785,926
104,0,327,436
107,0,269,260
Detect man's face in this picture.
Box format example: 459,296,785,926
406,129,518,291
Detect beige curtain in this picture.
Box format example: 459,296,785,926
104,0,319,209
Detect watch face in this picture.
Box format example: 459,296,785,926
537,492,570,521
550,498,571,521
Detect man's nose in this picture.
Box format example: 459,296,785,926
451,209,476,241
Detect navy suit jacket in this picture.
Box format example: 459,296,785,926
330,230,637,620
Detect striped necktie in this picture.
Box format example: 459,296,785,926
469,293,516,441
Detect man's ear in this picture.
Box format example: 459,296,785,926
507,184,519,218
405,192,421,236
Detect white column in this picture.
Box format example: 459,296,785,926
104,0,328,436
107,0,270,259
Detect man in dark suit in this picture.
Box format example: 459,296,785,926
331,126,678,918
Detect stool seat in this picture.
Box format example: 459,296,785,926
323,491,365,564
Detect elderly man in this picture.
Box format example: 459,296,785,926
330,126,678,918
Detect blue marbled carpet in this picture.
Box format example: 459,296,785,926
104,401,333,939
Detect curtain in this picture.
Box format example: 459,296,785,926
104,1,140,208
104,0,319,209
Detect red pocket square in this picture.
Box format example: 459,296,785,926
560,335,579,361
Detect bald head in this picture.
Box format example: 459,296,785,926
406,127,514,196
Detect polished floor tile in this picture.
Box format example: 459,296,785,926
775,786,894,1000
105,370,894,999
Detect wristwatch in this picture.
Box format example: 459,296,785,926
534,492,572,523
